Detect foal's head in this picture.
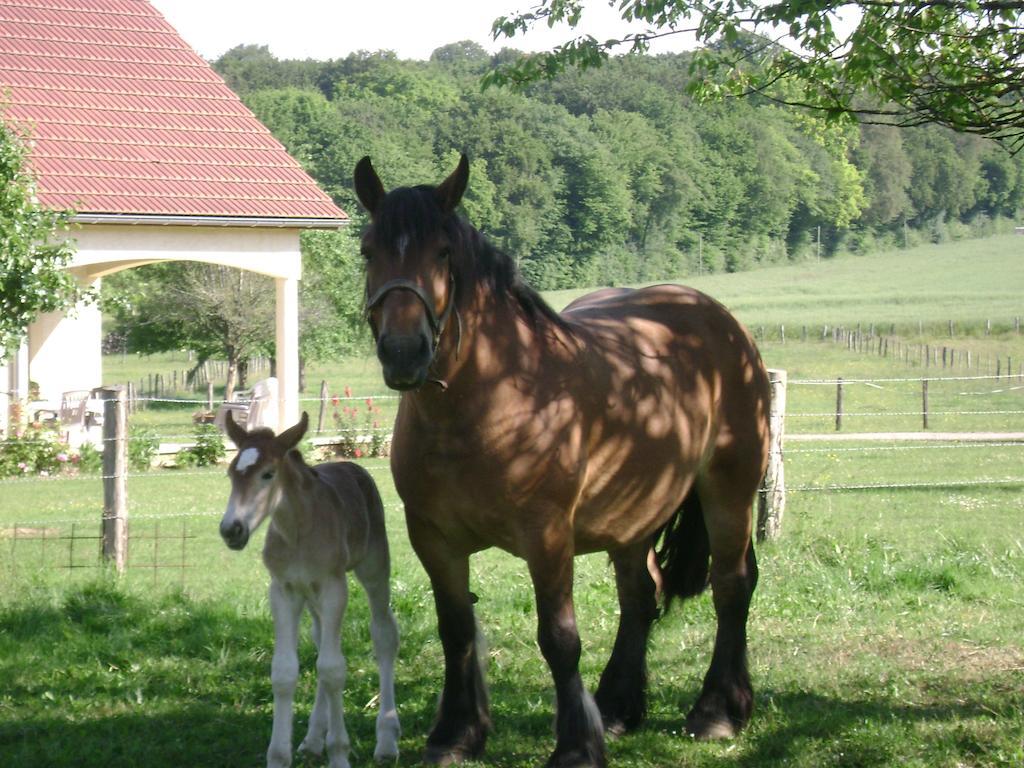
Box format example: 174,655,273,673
219,411,308,550
354,154,469,391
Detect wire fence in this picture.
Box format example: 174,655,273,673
2,371,1022,581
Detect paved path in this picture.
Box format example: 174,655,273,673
788,432,1024,442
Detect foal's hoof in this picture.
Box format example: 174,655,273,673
298,738,325,758
373,744,399,763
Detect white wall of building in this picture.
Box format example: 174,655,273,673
21,223,305,433
28,270,103,403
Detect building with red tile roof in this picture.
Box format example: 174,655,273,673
0,0,346,223
1,0,347,434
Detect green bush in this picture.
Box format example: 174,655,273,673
75,443,103,474
175,424,225,468
128,425,158,472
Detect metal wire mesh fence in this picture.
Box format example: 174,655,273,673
2,371,1022,582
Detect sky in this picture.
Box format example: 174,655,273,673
149,0,695,63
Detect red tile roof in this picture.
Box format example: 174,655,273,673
0,0,347,223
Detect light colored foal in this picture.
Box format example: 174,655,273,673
219,412,400,768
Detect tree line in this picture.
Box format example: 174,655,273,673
213,40,1023,289
101,39,1024,392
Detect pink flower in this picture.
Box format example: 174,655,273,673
344,386,352,398
17,462,28,472
365,397,374,409
331,395,340,406
353,448,363,458
56,453,69,463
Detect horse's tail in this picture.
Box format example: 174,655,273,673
654,487,710,610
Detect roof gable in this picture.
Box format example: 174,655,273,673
0,0,347,223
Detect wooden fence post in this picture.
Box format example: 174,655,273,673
101,387,128,573
922,379,930,430
207,382,214,412
317,379,329,434
757,369,787,542
835,377,844,432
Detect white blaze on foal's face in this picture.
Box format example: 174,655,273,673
236,447,260,472
219,445,276,550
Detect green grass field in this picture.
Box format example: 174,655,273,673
549,233,1024,335
2,234,1023,767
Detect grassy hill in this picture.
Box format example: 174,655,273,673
547,233,1024,334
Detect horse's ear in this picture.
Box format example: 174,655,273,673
354,156,385,215
275,412,309,453
224,410,248,448
436,153,469,214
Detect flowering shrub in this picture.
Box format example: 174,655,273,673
331,393,389,459
1,421,158,477
0,424,82,477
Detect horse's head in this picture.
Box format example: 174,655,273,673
354,154,468,391
219,411,308,550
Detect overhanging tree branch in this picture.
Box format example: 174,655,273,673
488,1,1024,153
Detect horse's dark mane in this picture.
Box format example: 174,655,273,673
373,186,570,334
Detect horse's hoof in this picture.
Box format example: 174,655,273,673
544,747,606,768
602,719,626,741
684,713,739,741
423,745,475,766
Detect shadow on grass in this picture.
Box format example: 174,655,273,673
2,584,1021,767
626,675,1024,768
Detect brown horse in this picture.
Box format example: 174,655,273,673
354,155,770,768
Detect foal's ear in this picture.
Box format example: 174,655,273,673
436,153,469,214
275,411,309,453
224,410,248,448
354,156,385,215
286,450,314,490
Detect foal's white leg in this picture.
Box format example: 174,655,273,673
298,610,327,758
316,577,352,768
356,562,401,761
268,580,304,768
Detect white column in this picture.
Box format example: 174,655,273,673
27,275,102,403
275,276,300,432
3,341,30,433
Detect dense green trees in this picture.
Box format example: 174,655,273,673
207,44,1022,292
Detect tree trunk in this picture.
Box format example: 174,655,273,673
298,356,307,393
238,357,249,391
224,349,239,402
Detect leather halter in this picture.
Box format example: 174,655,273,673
364,272,461,387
